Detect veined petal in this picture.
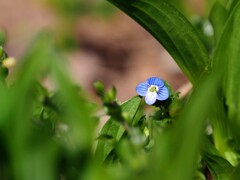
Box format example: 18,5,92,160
147,77,164,87
145,91,158,105
136,82,149,96
157,86,169,100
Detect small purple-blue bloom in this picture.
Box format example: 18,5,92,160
136,77,169,105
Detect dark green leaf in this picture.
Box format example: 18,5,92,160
227,164,240,179
209,2,229,44
202,138,233,180
212,2,240,133
107,0,209,85
227,0,240,10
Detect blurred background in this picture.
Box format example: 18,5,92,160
0,0,208,101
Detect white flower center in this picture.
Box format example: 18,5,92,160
148,85,159,93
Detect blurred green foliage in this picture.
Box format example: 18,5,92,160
0,29,7,46
46,0,116,18
43,0,116,50
1,0,240,179
0,32,96,179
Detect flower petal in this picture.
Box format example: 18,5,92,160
136,82,149,96
147,77,164,87
145,91,158,105
157,86,169,101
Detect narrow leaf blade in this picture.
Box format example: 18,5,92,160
213,1,240,133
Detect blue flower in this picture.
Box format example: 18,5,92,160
136,77,169,105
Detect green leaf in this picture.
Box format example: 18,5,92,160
202,138,233,180
51,59,95,151
0,29,6,46
0,32,58,180
107,0,209,85
227,164,240,179
145,71,222,180
227,0,240,10
95,96,141,163
212,1,240,133
209,2,229,44
209,96,233,162
0,31,96,180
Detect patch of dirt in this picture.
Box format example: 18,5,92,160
74,13,188,100
0,0,189,101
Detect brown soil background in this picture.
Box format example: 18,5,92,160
0,0,205,101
